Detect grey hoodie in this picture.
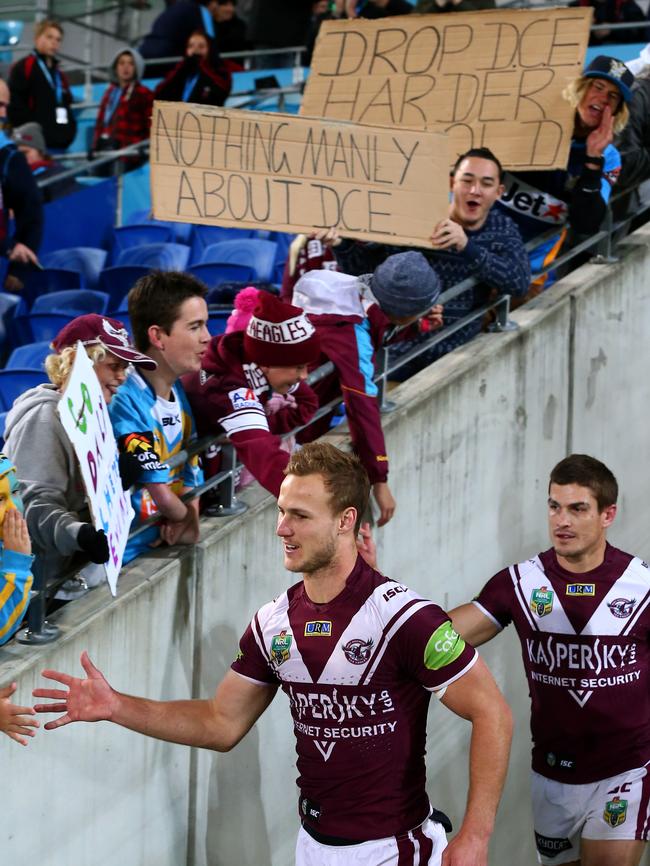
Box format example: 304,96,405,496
4,384,90,580
110,46,145,84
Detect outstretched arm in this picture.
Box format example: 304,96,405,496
33,651,277,752
440,656,513,866
449,603,501,647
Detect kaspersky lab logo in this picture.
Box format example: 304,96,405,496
531,586,554,618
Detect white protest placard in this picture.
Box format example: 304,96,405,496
150,102,450,248
57,343,134,596
301,7,592,170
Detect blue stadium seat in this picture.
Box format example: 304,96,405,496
199,239,278,281
0,370,48,411
189,262,256,290
22,268,83,306
114,243,190,271
207,307,232,336
190,225,256,264
0,292,20,352
110,224,173,264
18,313,76,344
41,247,108,289
0,410,6,447
31,290,110,316
148,219,193,245
99,265,150,311
6,341,51,370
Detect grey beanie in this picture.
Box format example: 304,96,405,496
13,122,46,155
370,251,441,319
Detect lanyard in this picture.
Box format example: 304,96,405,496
199,6,215,38
103,86,123,126
34,53,63,105
182,73,199,102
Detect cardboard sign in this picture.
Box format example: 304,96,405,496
301,7,592,170
150,102,450,247
57,344,134,596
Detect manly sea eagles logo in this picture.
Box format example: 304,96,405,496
342,637,374,665
607,598,636,619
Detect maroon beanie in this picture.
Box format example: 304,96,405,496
243,292,320,366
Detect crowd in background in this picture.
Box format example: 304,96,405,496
0,0,650,648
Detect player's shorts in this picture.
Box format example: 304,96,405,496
295,817,448,866
532,765,650,865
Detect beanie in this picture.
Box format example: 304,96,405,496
244,292,320,366
225,286,261,334
370,251,441,320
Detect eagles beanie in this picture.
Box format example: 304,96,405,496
244,292,320,366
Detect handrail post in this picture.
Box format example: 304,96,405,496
203,443,248,517
592,206,619,264
487,294,519,333
16,558,60,645
376,345,397,414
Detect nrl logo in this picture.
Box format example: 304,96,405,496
270,630,292,666
607,597,636,619
530,586,554,618
604,796,627,827
608,59,627,80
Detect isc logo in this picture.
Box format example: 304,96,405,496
383,585,408,602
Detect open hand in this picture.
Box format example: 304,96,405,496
0,682,39,745
586,104,614,160
33,651,117,730
431,219,467,252
3,509,31,555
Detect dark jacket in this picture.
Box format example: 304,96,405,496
0,140,43,256
359,0,413,17
139,2,205,61
249,0,314,48
415,0,495,10
569,0,648,44
154,52,232,106
8,52,77,151
617,74,650,190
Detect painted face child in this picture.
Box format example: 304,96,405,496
0,454,24,541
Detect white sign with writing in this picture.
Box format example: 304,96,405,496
57,342,133,596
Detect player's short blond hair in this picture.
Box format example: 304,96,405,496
563,76,629,135
45,344,106,389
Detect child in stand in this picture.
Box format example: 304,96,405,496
0,452,39,745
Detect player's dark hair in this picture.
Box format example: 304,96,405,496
128,270,207,352
284,443,370,533
549,454,618,511
452,147,504,182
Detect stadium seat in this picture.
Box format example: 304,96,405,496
99,265,150,311
114,242,190,271
22,268,83,306
40,247,108,289
207,307,232,336
31,290,110,316
6,341,51,370
0,292,20,352
0,411,6,447
19,313,76,344
189,262,256,290
110,224,173,263
199,239,278,281
190,225,256,264
0,369,48,411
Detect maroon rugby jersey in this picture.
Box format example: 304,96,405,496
232,556,477,841
476,544,650,783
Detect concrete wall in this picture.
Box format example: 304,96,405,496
3,227,650,866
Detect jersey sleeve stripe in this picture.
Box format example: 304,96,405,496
220,410,270,436
423,649,478,692
361,599,433,686
231,669,277,688
471,600,503,630
251,612,267,658
511,563,539,632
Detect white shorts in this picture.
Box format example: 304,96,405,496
295,818,448,866
532,766,650,865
